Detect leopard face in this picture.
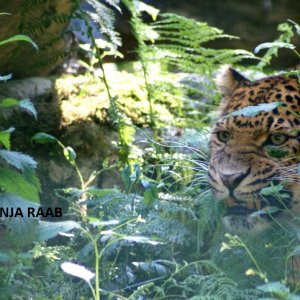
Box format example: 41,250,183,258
208,66,300,231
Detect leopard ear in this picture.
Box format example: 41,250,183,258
216,65,249,97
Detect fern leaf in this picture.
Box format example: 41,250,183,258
103,0,121,13
21,0,48,15
86,0,122,48
255,22,295,70
27,51,69,71
150,13,256,74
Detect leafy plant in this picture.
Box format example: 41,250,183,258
0,26,82,298
79,0,122,50
75,0,140,163
255,20,300,71
122,0,160,127
0,31,41,246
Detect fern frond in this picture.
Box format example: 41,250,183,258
256,22,295,70
150,13,257,74
28,51,69,70
21,0,47,15
153,13,236,45
86,0,122,49
103,0,122,13
22,14,71,37
51,13,72,25
22,21,45,36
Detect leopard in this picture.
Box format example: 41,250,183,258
208,65,300,232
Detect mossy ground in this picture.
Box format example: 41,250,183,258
55,66,212,129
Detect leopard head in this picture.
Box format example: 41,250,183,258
208,66,300,231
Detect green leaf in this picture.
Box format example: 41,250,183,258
288,19,300,36
257,281,289,293
254,42,295,54
90,220,119,227
23,168,41,192
260,183,284,196
121,166,132,194
132,261,168,275
228,102,283,118
264,145,289,158
122,236,162,245
141,179,158,208
31,132,58,144
19,99,37,120
61,262,94,282
135,1,159,20
130,164,141,183
0,193,40,246
0,98,19,108
63,146,76,163
119,124,135,146
251,206,281,217
0,74,12,81
0,130,11,150
0,168,40,202
86,188,117,197
144,189,156,207
37,220,81,241
0,150,37,171
0,34,38,49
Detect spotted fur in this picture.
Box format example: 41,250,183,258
208,66,300,231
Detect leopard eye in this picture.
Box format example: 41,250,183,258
269,133,288,145
217,131,231,142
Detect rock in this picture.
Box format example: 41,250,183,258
0,77,53,99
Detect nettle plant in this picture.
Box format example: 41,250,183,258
254,20,300,72
0,29,41,245
0,20,80,249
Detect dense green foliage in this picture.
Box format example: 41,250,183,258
1,1,300,299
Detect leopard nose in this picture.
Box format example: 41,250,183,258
219,169,249,191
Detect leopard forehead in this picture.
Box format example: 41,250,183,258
216,73,300,136
224,75,300,114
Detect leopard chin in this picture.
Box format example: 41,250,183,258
222,194,291,232
222,214,270,233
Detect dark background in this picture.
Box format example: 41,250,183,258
143,0,300,68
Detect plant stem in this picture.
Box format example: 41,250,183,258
93,237,100,300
